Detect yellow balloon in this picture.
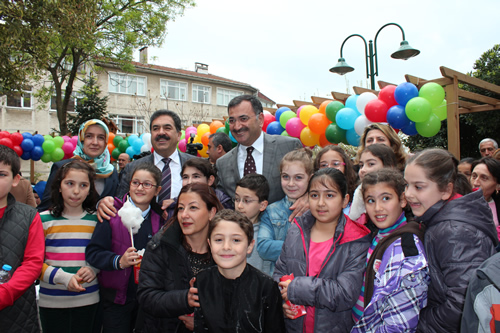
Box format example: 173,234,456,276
197,123,210,137
300,127,320,147
199,145,208,157
193,134,202,144
299,105,319,126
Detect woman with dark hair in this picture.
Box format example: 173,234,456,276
137,183,223,332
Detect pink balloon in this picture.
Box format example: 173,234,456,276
71,136,78,146
296,105,305,118
185,126,197,139
286,117,306,138
62,135,71,142
178,138,187,153
62,141,75,154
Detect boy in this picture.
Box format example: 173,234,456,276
0,145,45,332
234,174,269,273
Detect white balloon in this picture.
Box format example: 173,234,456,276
356,92,378,115
140,145,150,153
354,115,373,136
142,133,151,145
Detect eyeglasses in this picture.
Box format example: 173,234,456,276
232,197,259,205
130,180,158,189
319,161,346,169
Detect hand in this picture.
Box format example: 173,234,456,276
76,266,96,283
97,196,117,222
178,314,194,331
187,278,199,308
161,199,175,211
288,195,309,222
282,302,296,320
278,280,291,302
67,275,86,292
120,247,141,269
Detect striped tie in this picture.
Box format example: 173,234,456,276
158,158,171,204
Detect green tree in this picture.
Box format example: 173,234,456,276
67,76,109,135
404,44,500,158
0,0,195,134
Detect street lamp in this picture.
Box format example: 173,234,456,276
329,23,420,90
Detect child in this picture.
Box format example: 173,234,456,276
404,148,498,332
274,168,371,333
38,160,100,332
257,149,313,275
234,174,269,273
192,209,285,332
0,146,44,332
86,164,165,332
351,168,429,332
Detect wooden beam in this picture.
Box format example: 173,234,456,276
458,102,500,114
445,75,460,159
458,100,479,109
458,89,500,106
405,74,453,88
331,91,350,102
441,66,500,95
378,81,397,89
353,86,379,95
311,96,333,104
293,100,318,107
263,107,277,114
276,104,297,111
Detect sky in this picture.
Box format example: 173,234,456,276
141,0,500,105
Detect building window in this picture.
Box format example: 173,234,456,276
217,88,242,106
111,114,146,135
50,93,83,112
6,87,32,109
109,72,146,96
192,84,211,104
160,79,187,101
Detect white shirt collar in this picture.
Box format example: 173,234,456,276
238,131,264,154
154,149,180,165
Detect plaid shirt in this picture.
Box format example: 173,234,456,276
351,235,429,332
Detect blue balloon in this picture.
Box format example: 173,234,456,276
229,131,237,143
22,132,33,140
266,121,285,135
32,134,44,146
346,129,361,146
20,138,34,152
401,121,418,136
275,107,291,122
132,139,143,152
125,146,136,159
386,105,410,129
394,82,418,106
31,146,44,161
335,107,359,130
21,151,31,160
345,95,359,112
128,134,140,144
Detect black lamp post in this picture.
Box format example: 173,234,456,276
329,23,420,90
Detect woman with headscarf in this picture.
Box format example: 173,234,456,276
38,119,119,212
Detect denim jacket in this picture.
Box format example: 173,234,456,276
256,196,293,275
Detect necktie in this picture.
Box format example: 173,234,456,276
158,158,171,204
244,147,256,176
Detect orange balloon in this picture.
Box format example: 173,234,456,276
197,124,210,137
308,113,330,134
318,100,331,115
210,121,224,134
300,127,320,147
201,132,210,146
299,105,319,126
107,143,115,155
108,132,115,145
319,133,330,147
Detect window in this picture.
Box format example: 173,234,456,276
192,84,211,104
111,115,146,135
6,86,32,109
109,72,146,96
217,88,242,106
50,93,83,112
160,79,187,101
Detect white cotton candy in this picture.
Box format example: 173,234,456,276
118,200,144,235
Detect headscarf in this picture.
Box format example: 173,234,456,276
73,119,115,178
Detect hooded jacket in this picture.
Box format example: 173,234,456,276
416,190,498,333
273,211,370,333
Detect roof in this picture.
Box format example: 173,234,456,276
257,91,275,104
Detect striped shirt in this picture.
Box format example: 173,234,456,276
39,211,99,308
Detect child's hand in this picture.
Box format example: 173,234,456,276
278,280,291,302
76,266,96,283
67,275,86,292
187,277,199,308
161,199,175,211
97,196,117,222
288,195,310,222
120,247,140,269
282,302,297,320
178,314,194,331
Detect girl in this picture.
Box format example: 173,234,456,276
257,148,314,275
458,157,475,180
192,209,285,332
137,183,223,333
351,168,429,332
39,160,100,332
86,164,165,332
404,148,498,332
274,168,371,333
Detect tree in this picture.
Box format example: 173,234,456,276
67,76,109,135
0,0,195,134
404,44,500,158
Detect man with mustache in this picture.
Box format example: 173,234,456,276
97,110,195,221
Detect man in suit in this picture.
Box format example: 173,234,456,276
216,95,302,204
97,110,195,221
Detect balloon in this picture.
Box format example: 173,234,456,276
31,146,44,161
346,129,361,146
281,130,290,137
356,92,378,115
113,135,123,147
140,145,150,153
416,114,441,137
111,148,121,160
262,112,275,131
266,121,284,135
216,127,226,134
285,117,306,138
61,142,74,155
228,131,237,143
21,151,31,161
300,127,320,147
198,145,208,158
51,148,65,162
108,132,115,144
210,121,224,134
378,85,398,108
299,105,318,126
419,82,445,108
296,105,305,118
32,134,44,146
42,139,56,153
0,138,14,149
335,107,359,130
225,120,230,133
345,95,359,112
401,121,418,136
180,130,185,141
319,133,330,147
405,97,432,122
125,146,136,158
432,99,447,121
128,134,140,144
308,113,330,134
0,131,10,140
178,138,187,153
44,135,53,141
354,115,373,136
394,82,418,106
201,132,210,146
364,99,389,123
318,100,331,115
325,123,347,144
12,145,23,157
53,136,64,148
275,107,291,122
107,143,115,155
197,124,210,137
71,136,78,146
185,126,197,139
325,101,345,122
41,152,52,163
22,132,32,140
132,139,143,152
386,105,410,129
118,140,129,152
142,133,151,145
10,132,23,146
279,110,296,129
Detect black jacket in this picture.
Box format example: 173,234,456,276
416,190,498,333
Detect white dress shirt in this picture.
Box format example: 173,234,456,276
237,132,264,178
154,149,182,198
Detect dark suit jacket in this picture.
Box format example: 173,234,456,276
116,151,195,198
38,159,119,212
216,133,302,204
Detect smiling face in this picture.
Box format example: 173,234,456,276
365,129,390,147
129,170,161,211
228,100,264,147
358,151,384,180
281,161,311,201
151,115,181,157
318,150,346,173
82,124,106,159
308,178,348,225
471,163,499,201
177,191,216,240
60,169,91,215
209,220,255,279
404,163,452,217
364,182,406,230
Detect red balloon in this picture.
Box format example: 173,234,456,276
262,113,276,131
365,100,389,123
378,85,398,108
0,138,14,149
0,131,10,140
319,133,330,147
10,132,23,146
12,145,23,157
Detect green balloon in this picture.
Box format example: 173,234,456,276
325,101,345,122
42,140,55,153
405,97,432,123
180,130,185,141
416,113,441,137
41,152,52,163
118,140,129,152
112,148,121,160
279,111,296,129
53,136,64,148
432,99,447,121
44,135,53,141
325,123,346,144
51,147,65,162
281,130,290,137
216,127,226,134
113,135,123,147
225,119,230,132
419,82,445,108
